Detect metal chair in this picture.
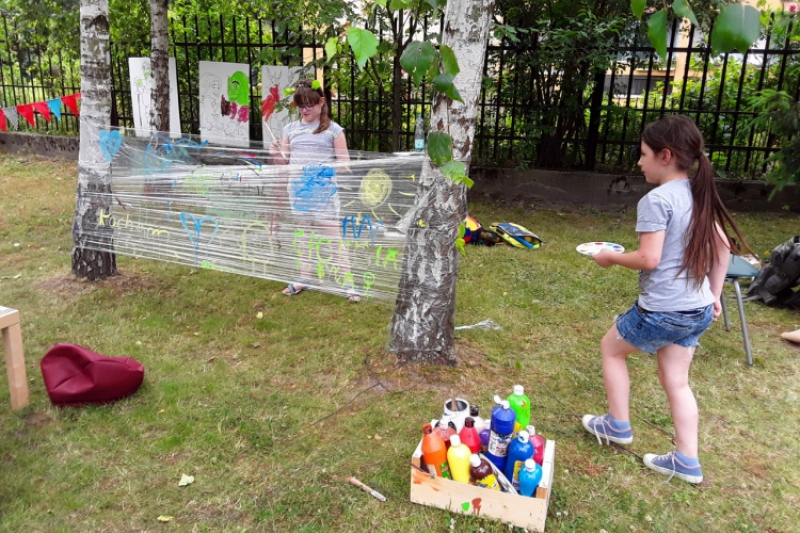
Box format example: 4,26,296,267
719,255,760,366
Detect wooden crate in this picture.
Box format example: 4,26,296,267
410,438,555,532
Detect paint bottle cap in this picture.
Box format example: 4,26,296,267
517,430,530,443
450,434,462,447
469,454,482,468
524,458,537,471
513,384,525,395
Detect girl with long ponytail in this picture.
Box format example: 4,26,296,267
581,115,752,484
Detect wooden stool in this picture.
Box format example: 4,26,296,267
1,306,29,410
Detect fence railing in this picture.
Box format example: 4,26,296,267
0,13,798,178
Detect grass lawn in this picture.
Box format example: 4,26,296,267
1,155,799,533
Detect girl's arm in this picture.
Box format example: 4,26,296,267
270,134,290,165
594,230,665,271
707,224,732,320
334,131,350,162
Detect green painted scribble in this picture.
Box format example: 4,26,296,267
227,71,249,106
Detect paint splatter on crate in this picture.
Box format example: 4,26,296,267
409,438,555,532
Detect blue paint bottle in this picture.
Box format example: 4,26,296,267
504,430,534,489
518,458,543,498
486,400,515,472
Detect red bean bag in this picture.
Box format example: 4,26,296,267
40,343,145,406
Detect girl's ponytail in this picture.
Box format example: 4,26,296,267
642,116,753,283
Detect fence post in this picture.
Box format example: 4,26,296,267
584,70,606,171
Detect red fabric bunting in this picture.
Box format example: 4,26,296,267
0,109,6,133
33,100,52,122
17,103,35,126
61,93,81,116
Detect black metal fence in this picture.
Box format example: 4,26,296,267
1,13,798,178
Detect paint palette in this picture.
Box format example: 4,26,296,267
576,242,625,256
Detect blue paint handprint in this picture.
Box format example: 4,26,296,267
291,165,337,212
99,129,123,163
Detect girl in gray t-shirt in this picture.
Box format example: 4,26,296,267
581,116,753,485
268,79,358,302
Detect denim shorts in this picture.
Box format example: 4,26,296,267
614,301,714,355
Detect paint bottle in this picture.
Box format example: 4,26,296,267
479,428,491,452
507,385,531,433
504,430,534,489
434,420,457,450
446,434,472,484
527,425,545,466
486,400,515,471
469,405,487,433
459,417,482,454
469,454,500,491
421,423,451,479
518,458,543,497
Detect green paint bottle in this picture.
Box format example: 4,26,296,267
507,385,531,430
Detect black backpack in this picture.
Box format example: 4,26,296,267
747,236,800,306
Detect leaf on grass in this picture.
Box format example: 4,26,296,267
157,515,173,522
256,311,263,319
178,474,195,487
647,9,668,60
347,28,379,70
711,4,761,56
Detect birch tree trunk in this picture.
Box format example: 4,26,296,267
389,0,494,365
149,0,170,133
72,0,116,280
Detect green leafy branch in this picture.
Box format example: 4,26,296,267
635,1,762,59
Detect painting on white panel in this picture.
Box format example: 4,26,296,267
199,61,251,147
129,57,182,138
260,66,306,148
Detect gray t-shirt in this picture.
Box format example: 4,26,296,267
283,120,344,215
636,179,715,312
284,120,344,166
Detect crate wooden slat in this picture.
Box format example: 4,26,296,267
1,306,29,410
410,438,555,532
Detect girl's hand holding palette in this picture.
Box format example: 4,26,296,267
576,242,625,256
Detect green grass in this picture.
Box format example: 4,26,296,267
1,154,799,533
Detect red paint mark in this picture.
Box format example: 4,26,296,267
471,497,482,514
261,84,280,121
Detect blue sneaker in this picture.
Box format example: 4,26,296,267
643,451,703,484
582,414,633,445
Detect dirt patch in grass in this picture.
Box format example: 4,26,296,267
37,271,160,298
24,410,53,429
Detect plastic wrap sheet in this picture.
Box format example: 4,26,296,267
80,123,426,301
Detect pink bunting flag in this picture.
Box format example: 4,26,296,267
33,100,52,122
0,109,6,133
61,93,81,117
17,103,36,126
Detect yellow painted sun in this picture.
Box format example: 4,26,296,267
359,168,393,208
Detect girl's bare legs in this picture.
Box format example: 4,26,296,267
600,324,640,422
656,344,698,457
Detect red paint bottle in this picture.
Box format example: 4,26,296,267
459,417,482,454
